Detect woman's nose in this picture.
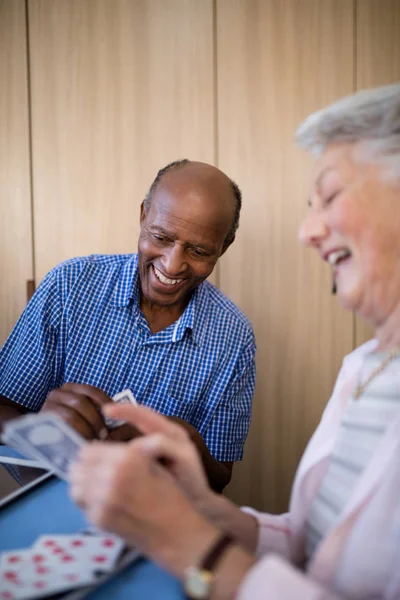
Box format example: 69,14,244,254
298,212,329,248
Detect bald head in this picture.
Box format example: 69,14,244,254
143,159,242,252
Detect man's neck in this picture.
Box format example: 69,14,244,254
140,296,189,335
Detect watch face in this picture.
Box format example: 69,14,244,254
184,566,213,600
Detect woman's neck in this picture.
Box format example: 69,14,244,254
374,299,400,351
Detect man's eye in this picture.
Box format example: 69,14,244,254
153,234,167,242
191,248,209,258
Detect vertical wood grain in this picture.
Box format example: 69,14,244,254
0,0,33,345
218,0,355,511
28,0,215,283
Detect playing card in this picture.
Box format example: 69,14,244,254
0,427,41,462
105,388,137,429
32,533,124,574
0,546,96,599
2,413,86,480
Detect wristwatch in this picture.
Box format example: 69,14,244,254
183,533,234,600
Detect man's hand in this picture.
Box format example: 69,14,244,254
42,383,140,442
168,416,233,493
0,395,29,433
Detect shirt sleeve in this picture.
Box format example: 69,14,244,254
237,554,342,600
241,507,293,560
0,268,63,411
201,330,256,462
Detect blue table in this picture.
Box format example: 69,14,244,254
0,447,185,599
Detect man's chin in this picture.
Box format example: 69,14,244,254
144,287,188,308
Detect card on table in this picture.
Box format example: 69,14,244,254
0,532,125,599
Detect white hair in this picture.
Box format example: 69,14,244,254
296,83,400,179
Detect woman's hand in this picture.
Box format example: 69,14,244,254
101,404,213,508
69,438,220,577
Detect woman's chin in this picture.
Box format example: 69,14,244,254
336,286,360,314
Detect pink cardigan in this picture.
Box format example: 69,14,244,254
238,340,400,599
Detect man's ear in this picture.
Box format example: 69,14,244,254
220,235,235,257
140,201,146,224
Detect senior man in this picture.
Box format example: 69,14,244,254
0,159,255,491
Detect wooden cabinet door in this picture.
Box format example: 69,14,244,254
28,0,216,284
218,0,354,512
0,0,33,345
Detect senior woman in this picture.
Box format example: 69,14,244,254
70,82,400,600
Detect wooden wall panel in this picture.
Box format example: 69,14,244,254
0,0,33,345
218,0,355,512
28,0,215,283
355,0,400,347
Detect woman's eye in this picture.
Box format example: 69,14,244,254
323,191,339,206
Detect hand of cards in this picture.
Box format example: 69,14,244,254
0,531,125,599
1,389,137,480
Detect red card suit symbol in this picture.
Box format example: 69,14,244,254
36,565,50,574
32,554,46,563
34,581,46,589
62,555,74,562
7,556,21,564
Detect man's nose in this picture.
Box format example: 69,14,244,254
298,212,329,248
161,244,187,275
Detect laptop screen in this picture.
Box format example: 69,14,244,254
0,456,51,507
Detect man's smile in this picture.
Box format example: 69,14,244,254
152,264,186,287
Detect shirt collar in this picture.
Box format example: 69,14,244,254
110,254,208,346
110,254,140,309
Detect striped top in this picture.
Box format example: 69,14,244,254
305,352,400,562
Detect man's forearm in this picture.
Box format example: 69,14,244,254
168,417,233,492
0,395,28,431
198,451,232,493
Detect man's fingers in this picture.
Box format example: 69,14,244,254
44,403,99,440
45,392,107,439
61,383,112,408
103,404,188,441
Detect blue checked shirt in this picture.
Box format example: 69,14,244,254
0,254,255,461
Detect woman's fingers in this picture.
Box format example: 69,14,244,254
136,433,192,463
103,404,189,441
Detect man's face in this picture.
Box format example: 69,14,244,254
138,167,234,310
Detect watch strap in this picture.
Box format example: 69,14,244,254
201,533,234,571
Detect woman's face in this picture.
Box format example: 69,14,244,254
298,142,400,324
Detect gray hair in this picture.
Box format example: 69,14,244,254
296,83,400,178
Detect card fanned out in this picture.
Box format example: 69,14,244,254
1,389,137,478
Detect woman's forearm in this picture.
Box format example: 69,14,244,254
198,491,259,553
155,509,256,600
